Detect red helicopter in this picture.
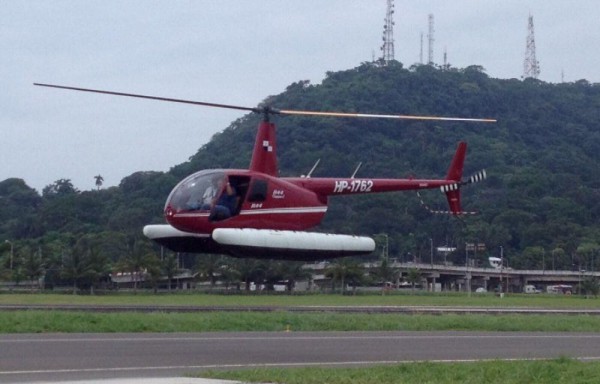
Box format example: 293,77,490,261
35,83,495,260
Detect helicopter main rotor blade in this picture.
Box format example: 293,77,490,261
34,83,496,123
33,83,257,113
278,109,497,123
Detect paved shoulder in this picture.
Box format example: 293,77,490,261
35,378,243,384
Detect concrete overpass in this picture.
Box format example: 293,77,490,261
304,261,600,293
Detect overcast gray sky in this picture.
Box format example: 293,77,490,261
2,1,598,193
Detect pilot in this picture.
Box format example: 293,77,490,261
200,175,220,210
209,178,237,221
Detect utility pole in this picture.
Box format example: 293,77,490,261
523,14,540,79
430,238,433,266
4,240,13,270
380,0,395,65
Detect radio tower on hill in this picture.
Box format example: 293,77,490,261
380,0,395,65
523,14,540,79
427,14,435,65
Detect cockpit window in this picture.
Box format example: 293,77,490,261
166,171,225,212
248,179,268,202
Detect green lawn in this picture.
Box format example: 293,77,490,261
197,358,600,384
1,311,600,333
1,292,599,333
0,291,598,308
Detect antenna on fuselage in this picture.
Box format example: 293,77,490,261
303,159,321,178
351,162,363,179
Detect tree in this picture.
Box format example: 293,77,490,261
66,235,112,294
61,248,91,294
195,254,224,291
581,277,600,299
115,237,153,292
277,261,312,293
325,259,364,294
550,247,567,271
405,268,422,294
21,246,45,292
11,256,25,286
162,253,179,292
217,259,242,290
233,258,263,291
515,246,546,270
370,258,398,294
144,254,163,293
0,179,43,238
42,179,78,198
85,247,112,294
577,242,600,271
94,175,104,190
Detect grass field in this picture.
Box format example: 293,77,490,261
1,291,599,333
197,358,600,384
2,310,600,333
0,291,598,308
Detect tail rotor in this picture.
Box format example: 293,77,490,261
419,141,487,215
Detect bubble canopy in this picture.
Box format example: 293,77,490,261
166,170,226,212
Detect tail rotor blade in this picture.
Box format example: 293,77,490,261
464,169,487,185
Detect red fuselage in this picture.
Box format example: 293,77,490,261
164,168,455,235
164,169,327,234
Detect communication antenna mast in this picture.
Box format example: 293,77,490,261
419,32,424,64
523,14,540,79
380,0,395,65
443,47,448,69
427,14,435,65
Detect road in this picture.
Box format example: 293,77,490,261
1,331,600,382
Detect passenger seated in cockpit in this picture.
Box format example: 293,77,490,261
184,174,221,211
209,178,237,221
200,176,220,210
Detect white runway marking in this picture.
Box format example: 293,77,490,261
3,356,600,377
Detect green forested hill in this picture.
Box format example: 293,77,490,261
1,62,599,273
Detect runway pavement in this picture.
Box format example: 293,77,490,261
2,331,600,382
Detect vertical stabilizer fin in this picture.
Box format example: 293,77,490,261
444,142,467,214
446,141,467,181
249,121,278,176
